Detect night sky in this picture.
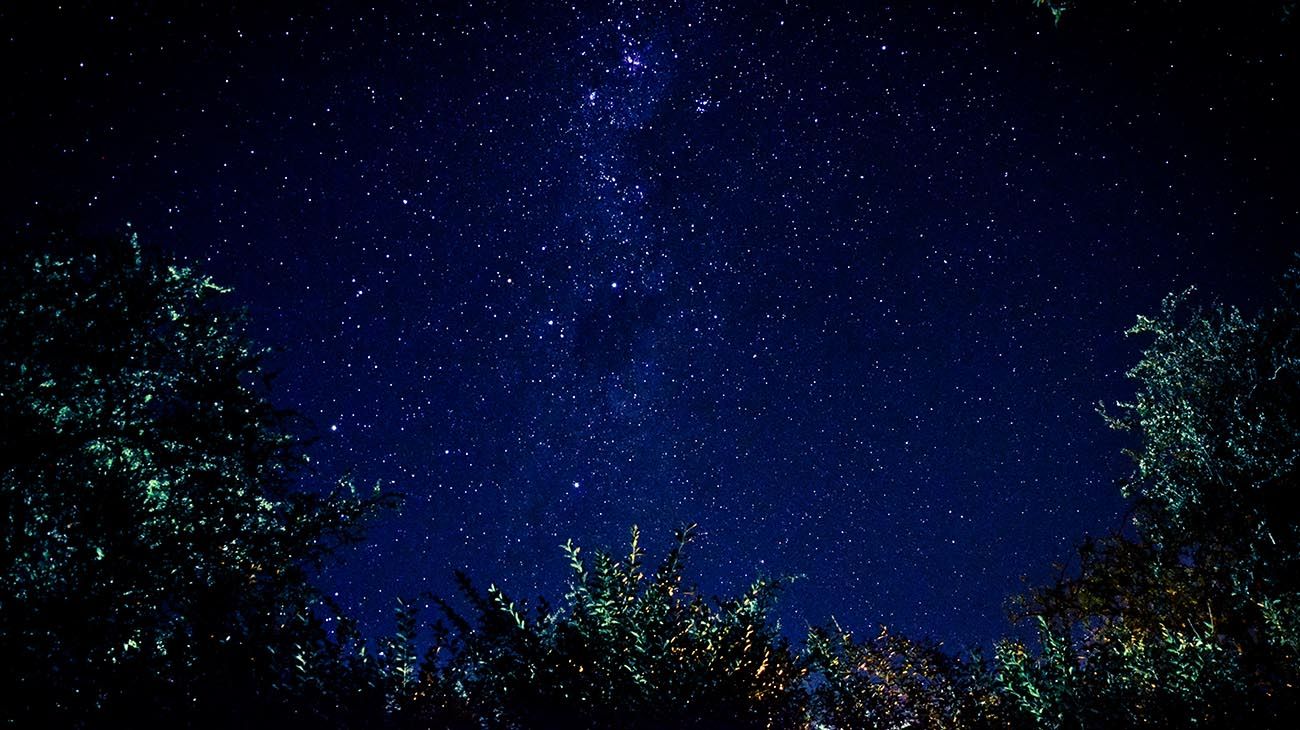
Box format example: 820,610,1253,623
3,2,1296,650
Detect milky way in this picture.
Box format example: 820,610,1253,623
3,1,1295,648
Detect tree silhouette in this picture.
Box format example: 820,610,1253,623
805,619,1004,730
995,266,1300,728
0,235,389,727
398,524,807,729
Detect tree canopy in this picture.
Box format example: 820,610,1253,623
394,524,806,729
0,236,388,726
996,268,1300,728
3,0,1298,725
5,235,1300,728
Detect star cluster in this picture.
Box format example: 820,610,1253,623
3,1,1295,647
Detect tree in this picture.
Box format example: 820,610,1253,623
995,265,1300,727
0,234,388,727
993,613,1248,729
1097,278,1300,653
805,620,1004,730
398,524,808,729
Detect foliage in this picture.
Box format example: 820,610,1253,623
1033,0,1068,26
1103,283,1300,610
6,233,1299,729
995,613,1250,729
1024,0,1300,27
995,267,1300,728
1010,534,1216,647
805,619,1004,730
1029,0,1298,26
0,236,390,726
397,524,808,729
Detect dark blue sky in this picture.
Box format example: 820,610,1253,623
4,1,1296,649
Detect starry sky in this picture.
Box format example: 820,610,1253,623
3,1,1296,649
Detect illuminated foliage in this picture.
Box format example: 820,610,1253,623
805,620,1004,730
398,525,807,729
994,613,1249,729
1103,281,1300,609
1032,0,1068,25
0,236,388,726
1030,0,1298,27
995,266,1300,728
